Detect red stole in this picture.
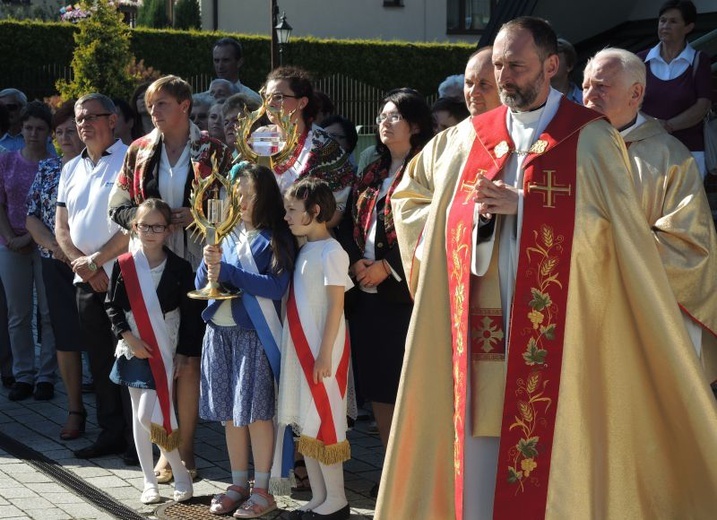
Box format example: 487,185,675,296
117,252,174,437
445,100,602,519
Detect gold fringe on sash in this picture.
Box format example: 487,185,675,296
150,423,181,452
297,435,351,464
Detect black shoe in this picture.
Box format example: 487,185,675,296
74,442,125,459
122,447,139,466
8,382,33,401
302,505,350,520
369,483,379,498
1,375,15,388
288,510,308,520
34,382,54,400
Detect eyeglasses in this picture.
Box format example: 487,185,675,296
136,223,168,233
73,113,113,125
263,93,300,104
376,113,403,125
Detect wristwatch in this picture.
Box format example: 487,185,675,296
87,256,98,272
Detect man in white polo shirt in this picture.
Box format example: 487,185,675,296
56,93,131,461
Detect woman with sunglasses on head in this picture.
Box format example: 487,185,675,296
258,67,355,226
336,88,433,497
109,74,232,483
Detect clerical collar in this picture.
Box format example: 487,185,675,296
620,113,647,139
510,99,548,115
616,116,638,133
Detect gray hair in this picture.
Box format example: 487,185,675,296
222,92,261,117
192,92,214,109
0,88,28,106
209,78,239,95
75,93,116,113
585,48,646,88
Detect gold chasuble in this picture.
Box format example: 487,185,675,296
380,100,717,520
624,118,717,384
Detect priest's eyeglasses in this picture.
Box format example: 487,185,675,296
136,223,168,233
376,113,403,125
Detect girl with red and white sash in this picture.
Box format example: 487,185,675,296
197,165,295,519
279,178,353,520
106,199,198,504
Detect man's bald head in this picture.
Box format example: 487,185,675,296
464,47,501,116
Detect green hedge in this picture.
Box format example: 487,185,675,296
1,20,473,99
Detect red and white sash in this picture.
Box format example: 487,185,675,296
286,278,351,465
118,250,179,451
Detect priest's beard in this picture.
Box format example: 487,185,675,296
499,69,545,111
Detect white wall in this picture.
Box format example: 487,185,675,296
202,0,479,43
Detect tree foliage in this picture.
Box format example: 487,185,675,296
137,0,169,28
56,0,136,100
173,0,200,30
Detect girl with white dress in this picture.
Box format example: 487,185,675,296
279,178,353,520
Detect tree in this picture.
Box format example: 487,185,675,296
137,0,169,28
56,0,136,100
173,0,201,30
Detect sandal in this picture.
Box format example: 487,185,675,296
59,410,87,441
210,485,250,515
155,468,173,484
232,488,277,519
291,460,311,492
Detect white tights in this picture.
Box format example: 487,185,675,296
128,387,191,492
302,456,348,515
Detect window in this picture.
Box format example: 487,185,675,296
447,0,497,34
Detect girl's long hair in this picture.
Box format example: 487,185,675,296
237,164,296,274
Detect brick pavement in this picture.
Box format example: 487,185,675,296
0,379,383,519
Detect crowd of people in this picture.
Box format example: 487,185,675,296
0,1,716,518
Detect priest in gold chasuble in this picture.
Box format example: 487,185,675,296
583,48,717,385
378,17,717,520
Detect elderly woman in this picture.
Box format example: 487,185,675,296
209,78,237,103
0,101,57,402
338,88,433,496
221,92,263,157
260,66,355,223
109,74,232,481
26,100,86,437
638,0,712,178
190,93,213,132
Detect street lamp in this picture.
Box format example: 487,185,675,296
275,11,293,66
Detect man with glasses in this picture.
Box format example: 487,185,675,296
55,93,133,462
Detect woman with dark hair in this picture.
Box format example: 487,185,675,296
319,114,359,156
259,66,354,225
0,100,57,402
337,88,433,495
130,82,154,137
112,98,137,145
431,96,470,133
26,100,87,437
638,0,712,178
109,74,232,482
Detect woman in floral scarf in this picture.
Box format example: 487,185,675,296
338,88,433,496
109,75,232,482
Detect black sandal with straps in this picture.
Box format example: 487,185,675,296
291,459,312,492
